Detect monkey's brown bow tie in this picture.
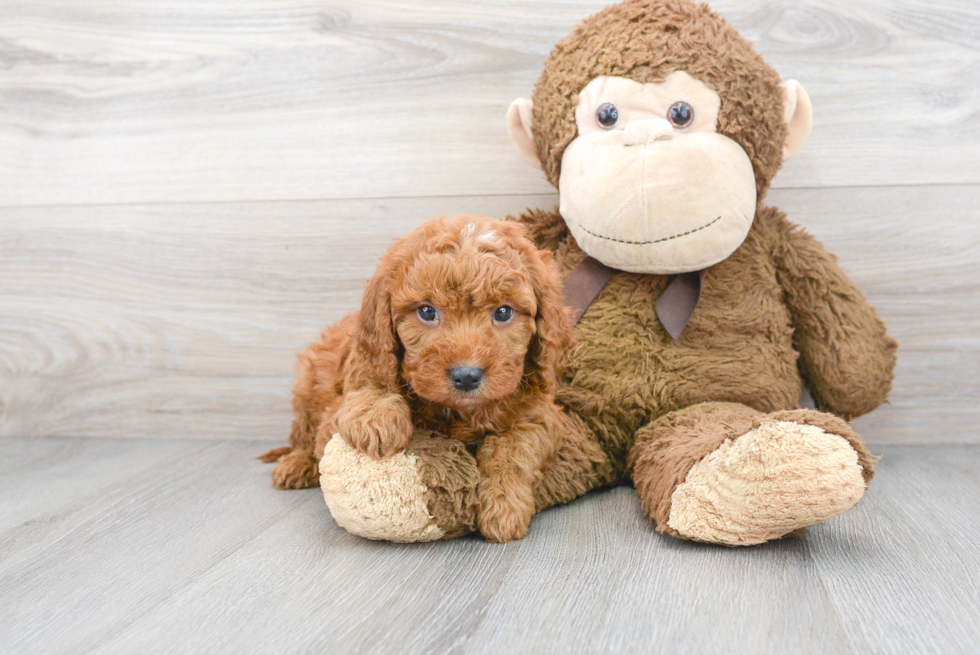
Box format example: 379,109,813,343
561,257,705,341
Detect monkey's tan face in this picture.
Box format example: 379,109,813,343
558,72,757,274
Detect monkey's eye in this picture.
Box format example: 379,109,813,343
595,102,619,129
417,305,438,323
492,306,514,323
667,101,694,128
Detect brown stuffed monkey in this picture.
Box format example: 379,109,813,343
318,0,897,545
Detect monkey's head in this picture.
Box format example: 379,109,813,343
506,0,812,274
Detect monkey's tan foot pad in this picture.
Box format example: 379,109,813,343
320,432,479,543
666,418,867,546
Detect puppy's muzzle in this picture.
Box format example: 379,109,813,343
449,365,484,393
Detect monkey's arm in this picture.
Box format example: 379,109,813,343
765,207,897,420
507,207,569,251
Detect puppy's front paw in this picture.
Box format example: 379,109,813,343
478,484,535,543
337,390,413,459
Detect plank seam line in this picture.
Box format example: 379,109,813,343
0,181,978,211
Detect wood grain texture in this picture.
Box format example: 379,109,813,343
808,445,980,653
2,185,977,443
0,0,977,207
0,438,977,654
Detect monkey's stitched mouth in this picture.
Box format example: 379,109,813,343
572,215,723,245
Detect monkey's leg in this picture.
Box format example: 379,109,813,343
532,409,618,513
319,411,613,543
628,402,876,546
320,430,480,542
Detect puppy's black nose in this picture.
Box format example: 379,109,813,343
449,366,484,392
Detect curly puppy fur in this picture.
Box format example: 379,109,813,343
259,215,575,542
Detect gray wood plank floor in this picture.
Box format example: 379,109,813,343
1,438,977,655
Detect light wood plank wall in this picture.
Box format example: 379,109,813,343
1,0,978,444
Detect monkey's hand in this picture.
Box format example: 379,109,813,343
336,387,414,459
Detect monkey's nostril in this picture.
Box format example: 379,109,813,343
449,366,484,392
622,118,673,146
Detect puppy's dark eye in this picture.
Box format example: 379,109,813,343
596,102,619,129
667,101,694,128
493,306,514,323
417,305,438,322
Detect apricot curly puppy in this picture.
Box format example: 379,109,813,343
259,215,574,542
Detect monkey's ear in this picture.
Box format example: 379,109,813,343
780,80,813,161
506,98,543,170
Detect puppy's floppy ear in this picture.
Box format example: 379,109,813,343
522,244,575,393
355,253,401,392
